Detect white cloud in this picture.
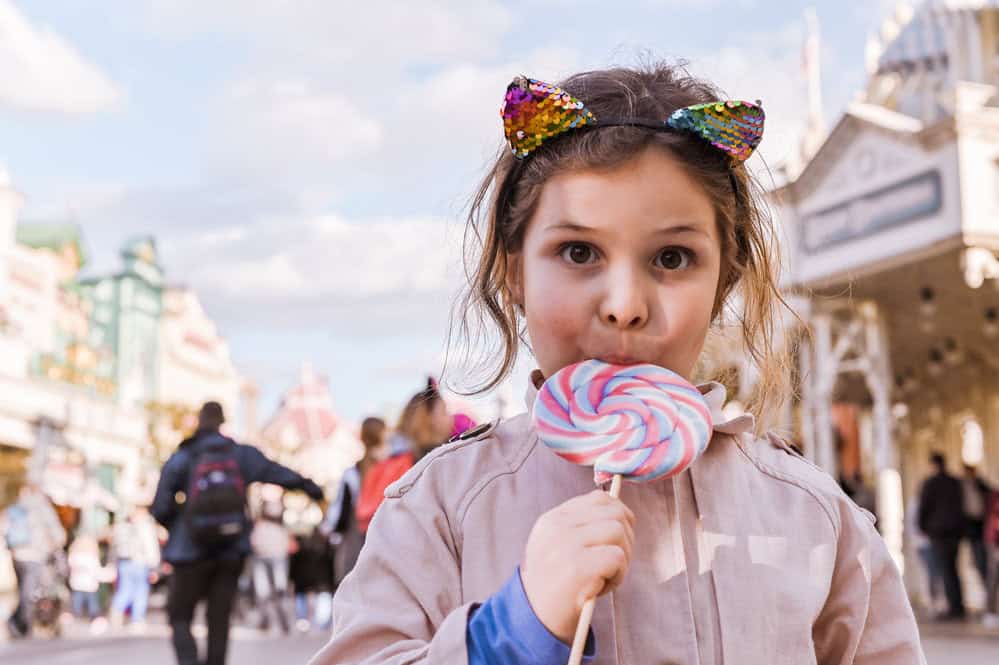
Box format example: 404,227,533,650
215,79,383,172
0,0,123,113
157,214,464,335
145,0,512,66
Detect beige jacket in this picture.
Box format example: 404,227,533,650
312,376,924,665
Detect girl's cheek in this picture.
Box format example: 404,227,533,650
527,287,584,332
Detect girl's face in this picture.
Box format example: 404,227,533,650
512,146,722,380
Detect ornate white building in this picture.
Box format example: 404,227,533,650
765,2,999,608
261,364,362,489
157,286,244,428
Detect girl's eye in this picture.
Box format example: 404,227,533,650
560,243,597,265
655,247,693,270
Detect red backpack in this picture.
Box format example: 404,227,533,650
355,452,415,534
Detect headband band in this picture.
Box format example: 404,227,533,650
501,76,764,164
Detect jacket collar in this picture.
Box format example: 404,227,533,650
524,368,755,436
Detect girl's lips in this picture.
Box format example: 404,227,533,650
598,354,642,366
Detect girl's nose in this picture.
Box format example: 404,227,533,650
599,266,649,330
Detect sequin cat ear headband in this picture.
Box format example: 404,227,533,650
501,76,765,164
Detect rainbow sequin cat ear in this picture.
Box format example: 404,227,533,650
502,77,595,159
501,75,765,164
666,100,765,164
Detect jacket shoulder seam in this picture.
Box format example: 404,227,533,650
383,421,501,499
734,433,841,538
455,429,538,530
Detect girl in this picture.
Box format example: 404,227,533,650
311,64,923,664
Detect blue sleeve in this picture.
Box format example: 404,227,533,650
467,567,596,665
240,445,308,488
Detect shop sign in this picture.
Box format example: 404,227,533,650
801,170,942,254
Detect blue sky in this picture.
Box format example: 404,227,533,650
0,0,899,424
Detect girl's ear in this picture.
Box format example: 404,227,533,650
505,253,524,306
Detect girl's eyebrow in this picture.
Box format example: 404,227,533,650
543,221,596,233
652,224,712,238
544,220,712,237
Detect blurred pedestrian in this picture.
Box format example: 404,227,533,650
67,533,103,627
908,494,942,614
843,472,877,524
110,505,161,630
355,380,452,534
321,416,384,583
151,401,324,665
250,498,291,634
984,488,999,629
961,464,992,585
918,452,966,620
289,527,335,632
2,484,66,638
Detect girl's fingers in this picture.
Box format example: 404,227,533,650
574,519,634,560
564,498,635,529
575,544,629,604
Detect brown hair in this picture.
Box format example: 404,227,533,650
451,62,795,431
359,417,386,450
396,379,444,449
358,417,386,477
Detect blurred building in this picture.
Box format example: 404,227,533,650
157,286,244,424
75,237,164,408
0,169,248,526
752,1,999,607
261,364,362,490
0,188,145,523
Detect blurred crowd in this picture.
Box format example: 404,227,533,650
0,376,476,662
912,452,999,627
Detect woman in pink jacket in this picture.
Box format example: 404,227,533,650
311,62,924,665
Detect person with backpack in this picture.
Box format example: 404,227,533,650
321,416,385,585
354,381,454,536
151,401,324,665
3,483,66,638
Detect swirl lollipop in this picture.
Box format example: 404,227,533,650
533,360,713,484
532,359,714,665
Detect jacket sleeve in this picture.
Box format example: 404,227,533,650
241,445,309,488
467,566,595,665
308,479,475,665
813,502,926,665
150,453,186,528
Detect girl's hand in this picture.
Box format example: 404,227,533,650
520,489,636,643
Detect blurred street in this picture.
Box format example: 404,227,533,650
0,621,996,665
922,635,997,663
0,624,329,665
